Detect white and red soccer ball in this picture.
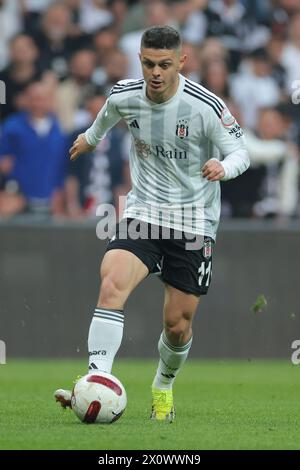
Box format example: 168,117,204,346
71,372,127,424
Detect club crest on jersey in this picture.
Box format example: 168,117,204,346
203,239,212,259
176,119,189,139
134,138,151,158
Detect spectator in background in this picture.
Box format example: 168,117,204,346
200,37,229,68
280,12,300,94
274,0,300,20
204,0,270,70
108,0,129,35
63,0,86,39
32,2,90,80
0,34,41,120
241,0,273,26
65,94,130,219
0,0,23,71
165,0,194,35
266,35,287,90
249,106,299,218
79,0,113,34
230,48,281,129
222,106,299,217
0,82,67,217
171,0,207,45
92,26,119,85
21,0,54,35
97,49,129,95
267,0,299,40
93,25,119,60
201,59,230,102
118,0,148,35
56,49,97,132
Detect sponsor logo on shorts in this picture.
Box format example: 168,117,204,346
203,239,212,258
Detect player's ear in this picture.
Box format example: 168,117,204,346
178,54,187,71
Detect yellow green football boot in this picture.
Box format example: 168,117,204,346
150,388,175,423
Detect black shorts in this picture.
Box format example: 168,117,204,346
105,218,213,296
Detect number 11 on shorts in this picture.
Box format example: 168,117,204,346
198,261,212,287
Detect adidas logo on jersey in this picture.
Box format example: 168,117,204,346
129,119,139,129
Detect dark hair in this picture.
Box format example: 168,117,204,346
248,47,270,62
274,102,295,120
141,26,181,50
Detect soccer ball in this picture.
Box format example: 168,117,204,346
71,372,127,424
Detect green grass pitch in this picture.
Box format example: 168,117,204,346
0,359,299,450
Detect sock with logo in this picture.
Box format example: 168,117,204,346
152,330,193,390
88,307,124,374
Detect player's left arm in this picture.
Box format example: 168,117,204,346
201,106,250,182
201,158,226,181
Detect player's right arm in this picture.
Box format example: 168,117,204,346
69,133,95,161
69,94,122,161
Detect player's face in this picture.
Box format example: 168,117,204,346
139,47,186,102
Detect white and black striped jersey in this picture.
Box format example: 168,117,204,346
85,74,249,238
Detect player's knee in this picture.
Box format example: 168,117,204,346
99,275,124,306
164,314,192,340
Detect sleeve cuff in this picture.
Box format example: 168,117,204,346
85,129,97,147
219,161,229,181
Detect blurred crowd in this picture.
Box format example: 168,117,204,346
0,0,300,220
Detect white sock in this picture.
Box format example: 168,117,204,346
152,331,193,390
88,307,124,374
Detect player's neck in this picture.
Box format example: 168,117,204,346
146,75,180,104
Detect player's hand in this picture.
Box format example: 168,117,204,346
69,133,95,161
201,159,225,181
